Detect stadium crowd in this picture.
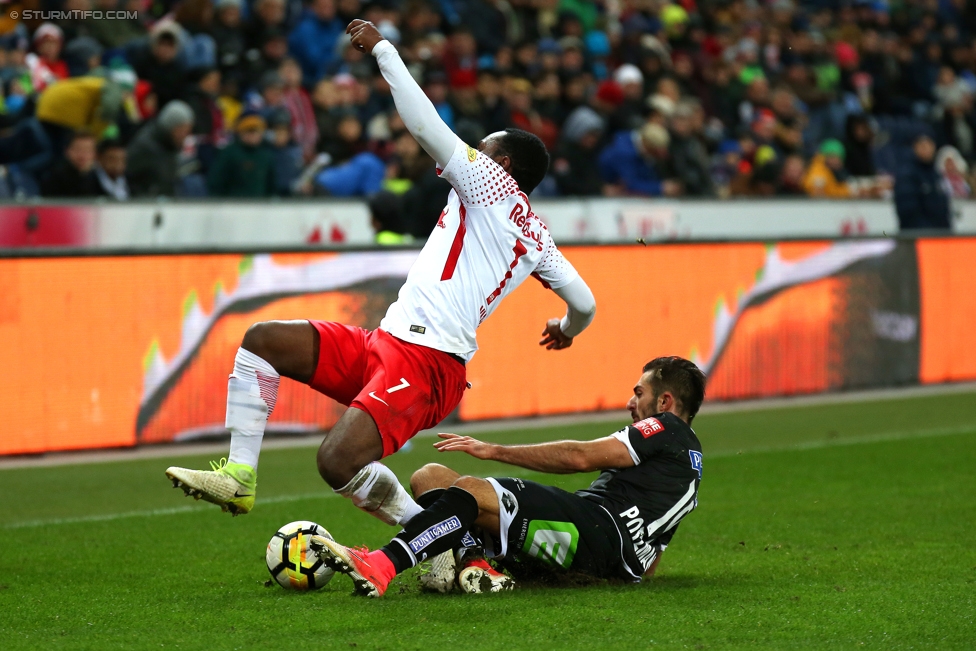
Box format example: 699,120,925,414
1,0,974,233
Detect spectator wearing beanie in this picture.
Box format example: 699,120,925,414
208,110,277,197
802,139,852,198
599,123,681,197
63,36,103,77
552,107,606,197
127,100,195,197
28,23,68,92
613,64,646,132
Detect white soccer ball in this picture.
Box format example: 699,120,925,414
266,520,335,591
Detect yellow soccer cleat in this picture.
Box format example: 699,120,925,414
165,458,257,516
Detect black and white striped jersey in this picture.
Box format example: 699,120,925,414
575,412,702,578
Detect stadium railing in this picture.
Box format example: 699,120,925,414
2,198,975,250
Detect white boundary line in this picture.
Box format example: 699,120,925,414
2,491,337,530
4,421,973,531
2,381,974,471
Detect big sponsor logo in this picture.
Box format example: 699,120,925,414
508,202,545,252
408,516,462,557
634,417,665,438
521,521,579,569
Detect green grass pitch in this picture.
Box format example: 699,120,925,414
1,391,974,650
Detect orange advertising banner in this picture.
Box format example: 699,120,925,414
1,238,972,456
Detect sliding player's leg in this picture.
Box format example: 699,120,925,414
310,475,501,597
408,464,480,593
165,320,320,515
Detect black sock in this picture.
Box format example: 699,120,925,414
381,487,479,573
415,488,446,509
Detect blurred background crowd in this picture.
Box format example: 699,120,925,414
1,0,975,235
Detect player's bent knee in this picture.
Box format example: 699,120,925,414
315,443,353,488
409,463,451,495
316,438,378,490
241,322,280,361
452,475,490,496
241,320,316,381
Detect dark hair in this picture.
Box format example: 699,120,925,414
642,356,706,423
495,128,550,194
155,32,178,47
97,138,124,154
68,131,97,146
368,191,404,232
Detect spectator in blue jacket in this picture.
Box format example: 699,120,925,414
288,0,343,87
598,123,682,196
314,151,385,196
894,134,951,231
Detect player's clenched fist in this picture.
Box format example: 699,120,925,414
346,19,384,53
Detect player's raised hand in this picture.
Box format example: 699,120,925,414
434,433,496,460
346,19,384,54
539,317,573,350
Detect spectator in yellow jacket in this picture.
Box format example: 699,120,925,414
802,139,852,198
35,67,137,153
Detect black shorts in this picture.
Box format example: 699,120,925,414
485,477,630,581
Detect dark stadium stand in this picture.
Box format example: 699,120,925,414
0,0,974,233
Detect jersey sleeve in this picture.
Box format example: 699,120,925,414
531,229,579,290
613,416,673,464
437,140,520,208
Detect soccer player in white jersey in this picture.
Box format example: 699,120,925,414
165,19,597,533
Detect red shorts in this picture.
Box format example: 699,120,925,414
308,321,467,457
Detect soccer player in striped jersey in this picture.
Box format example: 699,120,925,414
312,356,705,596
165,20,596,542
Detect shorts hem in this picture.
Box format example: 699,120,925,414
486,478,512,559
348,400,398,458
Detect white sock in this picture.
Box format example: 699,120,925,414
335,461,423,526
226,348,280,470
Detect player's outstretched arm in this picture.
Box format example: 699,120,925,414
347,19,459,167
539,276,596,350
434,433,633,473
